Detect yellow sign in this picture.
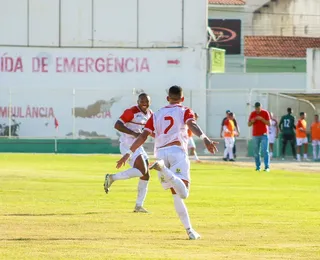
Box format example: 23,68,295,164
211,48,225,73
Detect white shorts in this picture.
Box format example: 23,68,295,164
120,142,148,167
224,137,235,148
296,137,308,146
188,137,196,149
268,134,276,144
155,146,190,190
312,140,320,146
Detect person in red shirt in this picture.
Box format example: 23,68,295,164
248,102,271,172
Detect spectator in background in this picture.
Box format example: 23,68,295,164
310,114,320,161
296,112,309,161
221,110,240,159
248,102,271,172
268,112,279,159
223,112,238,161
279,107,296,160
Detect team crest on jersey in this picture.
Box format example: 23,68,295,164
176,168,181,173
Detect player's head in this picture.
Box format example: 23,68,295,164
226,109,230,116
195,113,199,120
228,112,234,119
314,114,318,122
254,102,261,113
287,107,292,114
167,85,184,104
300,112,306,119
137,93,150,113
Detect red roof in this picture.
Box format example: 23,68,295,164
208,0,245,5
245,36,320,57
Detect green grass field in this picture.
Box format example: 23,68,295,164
1,154,320,260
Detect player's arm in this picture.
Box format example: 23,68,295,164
114,109,140,138
279,117,283,131
220,118,225,137
116,116,154,168
234,119,240,135
187,119,218,154
292,116,296,130
248,112,255,127
114,120,140,138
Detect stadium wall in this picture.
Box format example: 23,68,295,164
0,0,209,154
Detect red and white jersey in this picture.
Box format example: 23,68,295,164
144,104,195,153
118,106,152,146
268,118,278,136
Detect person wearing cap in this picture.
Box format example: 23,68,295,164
221,110,240,159
248,102,271,172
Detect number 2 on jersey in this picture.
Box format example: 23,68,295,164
164,116,174,134
284,119,290,128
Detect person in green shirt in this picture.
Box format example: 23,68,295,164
279,107,297,160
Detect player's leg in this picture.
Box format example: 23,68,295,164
227,138,234,161
296,138,302,161
167,148,200,240
261,135,270,171
269,135,274,159
303,139,309,160
312,140,317,160
282,134,288,159
223,138,229,161
104,144,144,194
189,138,200,162
289,135,297,159
133,155,150,213
317,141,320,160
233,139,237,159
253,136,262,171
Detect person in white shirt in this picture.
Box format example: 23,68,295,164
268,112,279,159
107,85,218,240
104,93,152,213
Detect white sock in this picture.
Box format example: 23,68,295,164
223,147,228,158
136,179,148,207
227,146,233,159
303,153,308,159
173,195,191,230
160,167,189,199
112,168,142,181
270,152,273,159
297,154,301,161
313,146,317,160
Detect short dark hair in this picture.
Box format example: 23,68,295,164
138,93,148,99
168,85,183,100
315,114,319,117
300,112,305,116
287,107,292,114
229,112,234,117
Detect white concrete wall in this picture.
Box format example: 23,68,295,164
253,0,320,37
307,48,320,92
0,0,208,48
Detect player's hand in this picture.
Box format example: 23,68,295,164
256,116,263,121
204,137,219,154
250,118,256,123
116,154,130,169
